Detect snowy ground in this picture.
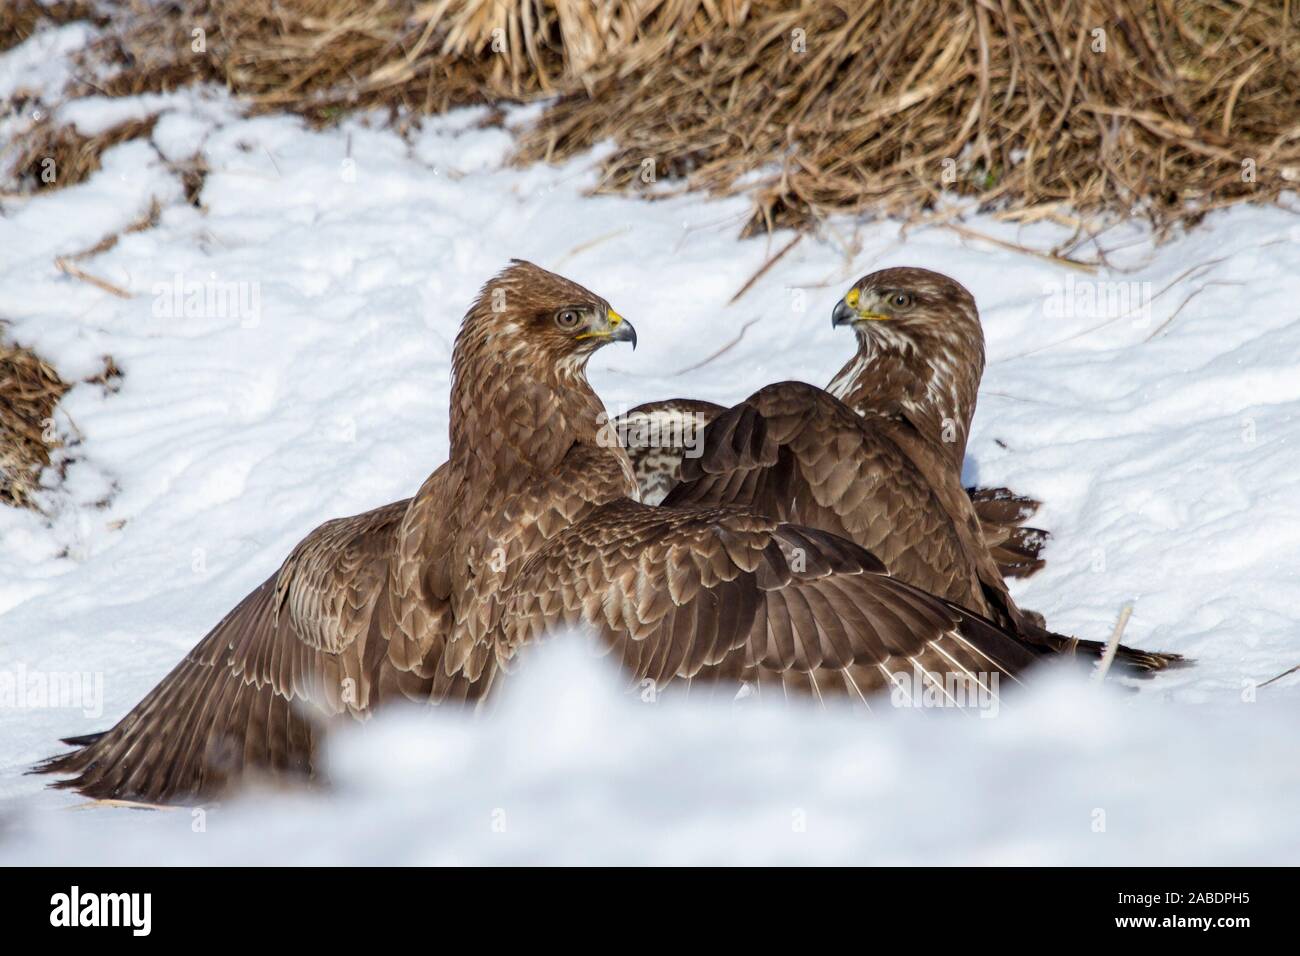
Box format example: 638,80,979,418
1,24,1298,864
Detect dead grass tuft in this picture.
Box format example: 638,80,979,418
0,0,106,54
0,338,70,509
512,0,1300,234
13,1,1300,231
8,116,159,194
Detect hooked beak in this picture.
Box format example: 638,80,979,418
831,299,857,328
576,308,637,349
831,297,889,328
606,309,637,350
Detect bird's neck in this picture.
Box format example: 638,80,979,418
826,331,981,467
448,324,610,485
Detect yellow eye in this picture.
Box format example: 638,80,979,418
555,309,582,330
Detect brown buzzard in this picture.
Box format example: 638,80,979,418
37,262,1044,806
620,268,1048,578
624,269,1179,671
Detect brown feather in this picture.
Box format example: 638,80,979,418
40,262,1142,806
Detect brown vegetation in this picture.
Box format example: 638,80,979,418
8,116,159,193
7,2,1300,230
0,0,105,54
0,339,69,509
516,1,1300,234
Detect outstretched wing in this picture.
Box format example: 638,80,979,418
34,500,409,803
612,399,724,504
35,466,490,804
621,397,1050,579
661,383,1183,674
505,499,1038,706
661,381,1012,624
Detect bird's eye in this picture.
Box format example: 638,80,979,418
891,293,914,309
555,309,582,330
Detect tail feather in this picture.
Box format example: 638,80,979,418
986,526,1049,579
29,741,101,785
966,485,1041,523
1024,624,1188,675
968,486,1050,580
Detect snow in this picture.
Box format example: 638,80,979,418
4,641,1298,866
1,30,1299,864
0,22,92,104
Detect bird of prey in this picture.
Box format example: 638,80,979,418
620,268,1179,671
618,267,1048,578
38,261,1047,807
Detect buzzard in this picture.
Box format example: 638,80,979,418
38,261,1044,806
622,269,1180,671
619,267,1047,578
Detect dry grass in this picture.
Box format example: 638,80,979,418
0,0,105,53
11,1,1300,232
52,196,163,298
0,334,121,511
7,116,159,194
0,339,69,509
513,0,1300,234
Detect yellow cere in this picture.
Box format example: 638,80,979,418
844,288,860,309
576,309,623,339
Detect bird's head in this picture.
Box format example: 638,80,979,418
825,267,986,462
460,259,635,378
831,267,981,357
451,261,637,469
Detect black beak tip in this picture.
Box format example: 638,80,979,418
612,319,637,350
831,299,855,328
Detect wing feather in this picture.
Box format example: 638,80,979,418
664,381,1011,625
505,500,1038,706
35,476,490,803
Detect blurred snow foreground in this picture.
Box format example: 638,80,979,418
3,637,1298,866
